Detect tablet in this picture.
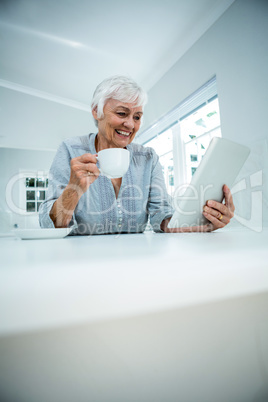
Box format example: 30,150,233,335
167,137,250,228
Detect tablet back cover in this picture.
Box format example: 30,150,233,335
168,137,250,228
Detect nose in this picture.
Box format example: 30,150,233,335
123,115,135,130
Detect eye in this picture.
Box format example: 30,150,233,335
134,115,141,121
117,112,126,117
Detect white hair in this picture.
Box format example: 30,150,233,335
91,75,148,127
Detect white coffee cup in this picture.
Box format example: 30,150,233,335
97,148,130,179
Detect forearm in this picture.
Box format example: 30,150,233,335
49,186,81,228
160,217,171,232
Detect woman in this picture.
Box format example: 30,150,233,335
39,75,235,234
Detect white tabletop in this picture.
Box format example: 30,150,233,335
1,227,268,336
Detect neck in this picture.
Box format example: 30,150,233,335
95,134,127,152
95,134,113,153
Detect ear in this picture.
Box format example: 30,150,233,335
92,107,98,120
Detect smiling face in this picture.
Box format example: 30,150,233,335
92,99,143,151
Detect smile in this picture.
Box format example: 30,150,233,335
115,129,131,137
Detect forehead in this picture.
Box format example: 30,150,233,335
104,98,143,113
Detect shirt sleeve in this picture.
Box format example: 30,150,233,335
147,149,174,232
39,141,76,228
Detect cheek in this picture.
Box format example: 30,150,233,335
134,121,141,131
105,119,116,133
109,116,121,127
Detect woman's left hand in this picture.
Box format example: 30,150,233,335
162,185,235,233
201,184,235,231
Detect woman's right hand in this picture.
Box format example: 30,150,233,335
49,153,99,228
68,153,99,196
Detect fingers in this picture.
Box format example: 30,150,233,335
223,184,235,213
69,153,100,194
78,153,98,163
83,162,100,177
203,185,236,229
71,160,99,176
203,210,225,229
205,198,234,219
203,204,229,223
71,153,99,176
70,153,98,168
205,199,228,215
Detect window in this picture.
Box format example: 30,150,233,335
144,128,175,196
136,77,221,194
180,96,221,183
25,176,48,212
21,173,49,213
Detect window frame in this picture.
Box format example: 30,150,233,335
136,77,221,189
19,170,49,215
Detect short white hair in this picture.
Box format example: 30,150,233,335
91,75,148,127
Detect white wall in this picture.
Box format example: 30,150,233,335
142,0,268,228
0,148,55,232
0,87,94,150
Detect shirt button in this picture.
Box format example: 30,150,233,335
119,217,122,222
118,224,122,228
118,210,122,214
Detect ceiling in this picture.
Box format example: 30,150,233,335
0,0,235,150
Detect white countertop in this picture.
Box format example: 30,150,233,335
1,227,268,336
